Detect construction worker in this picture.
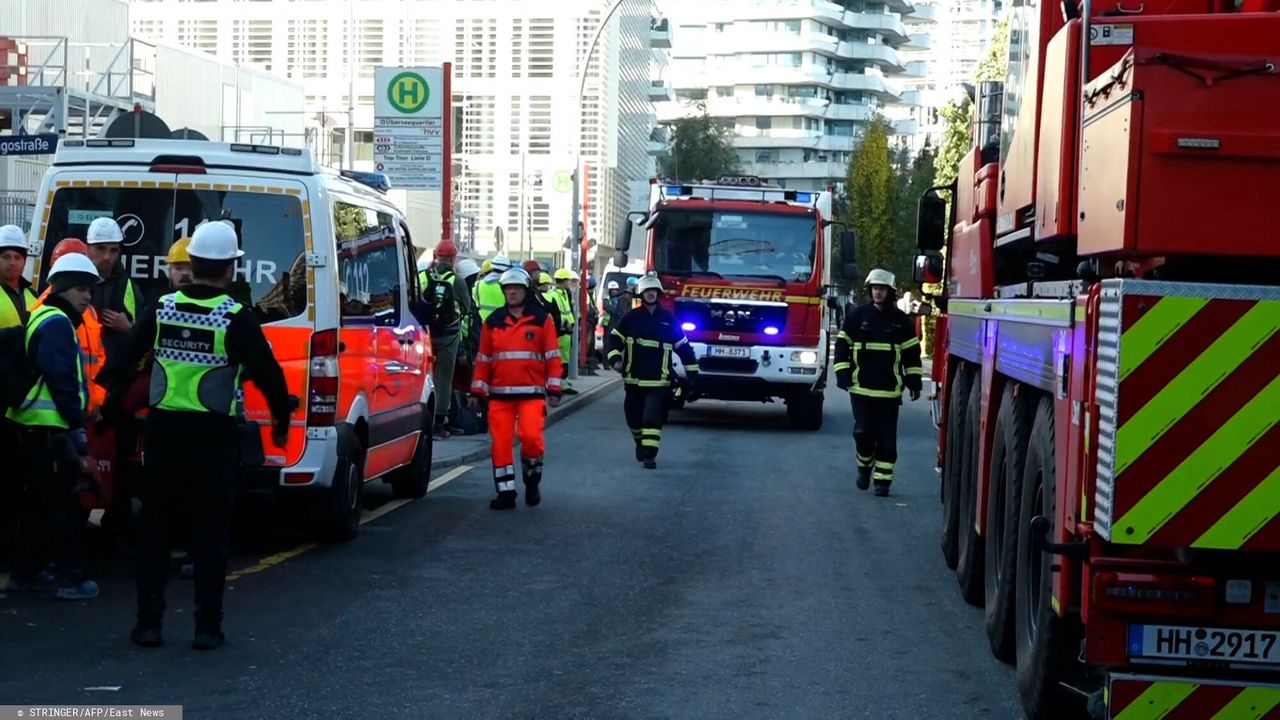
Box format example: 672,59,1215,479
606,274,699,470
418,239,472,439
551,268,578,394
165,236,194,289
6,253,102,599
469,267,563,510
33,240,108,419
100,220,293,650
472,254,511,322
0,224,35,329
85,217,139,360
834,268,923,497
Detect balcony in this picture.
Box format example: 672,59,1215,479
899,60,928,78
906,4,937,23
741,160,848,181
648,79,674,102
902,33,932,51
826,103,873,122
725,0,845,23
703,95,830,119
894,118,920,136
734,132,857,153
844,12,909,45
650,18,672,50
707,30,839,56
883,0,916,14
831,72,902,101
839,41,904,72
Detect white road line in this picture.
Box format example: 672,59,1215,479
358,464,474,525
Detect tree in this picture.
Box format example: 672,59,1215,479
933,15,1010,189
844,116,900,288
894,139,937,276
658,102,740,181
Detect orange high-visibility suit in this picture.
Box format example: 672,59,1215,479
470,301,562,508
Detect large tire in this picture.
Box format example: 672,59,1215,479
984,384,1034,662
1014,397,1080,720
389,407,434,499
317,444,364,544
787,391,825,431
955,375,985,605
940,363,974,570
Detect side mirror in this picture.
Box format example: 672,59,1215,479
616,210,647,253
912,252,945,285
916,187,949,252
613,250,629,268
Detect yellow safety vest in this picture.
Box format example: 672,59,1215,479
6,305,87,429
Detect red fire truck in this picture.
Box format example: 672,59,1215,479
612,175,855,430
915,2,1280,718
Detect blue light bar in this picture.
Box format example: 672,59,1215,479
681,322,696,332
664,185,685,195
764,326,780,336
793,192,814,204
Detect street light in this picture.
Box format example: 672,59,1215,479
570,0,631,379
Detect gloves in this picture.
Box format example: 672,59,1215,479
684,373,699,398
909,388,922,402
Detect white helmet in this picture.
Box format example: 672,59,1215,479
499,267,530,288
86,217,125,245
489,254,512,272
416,255,432,272
635,275,664,295
46,253,101,289
865,268,895,288
0,224,28,253
606,280,619,291
456,258,481,280
567,270,580,281
189,220,245,260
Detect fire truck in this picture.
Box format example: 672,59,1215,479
612,175,855,430
914,2,1280,718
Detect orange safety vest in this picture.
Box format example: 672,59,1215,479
35,288,107,416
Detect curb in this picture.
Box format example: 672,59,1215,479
429,376,623,471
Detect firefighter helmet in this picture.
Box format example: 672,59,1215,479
864,268,896,288
489,254,513,272
499,267,530,288
635,275,664,295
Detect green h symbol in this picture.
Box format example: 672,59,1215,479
396,81,420,106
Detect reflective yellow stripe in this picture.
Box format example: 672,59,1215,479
626,379,670,387
1119,296,1208,381
851,388,901,399
1115,373,1280,544
905,367,924,376
874,461,894,470
833,362,851,371
899,337,920,350
1115,302,1280,476
837,331,852,344
1210,686,1280,720
684,364,699,372
1113,681,1197,720
641,439,661,448
1195,465,1280,549
785,295,823,304
856,342,895,351
634,337,662,348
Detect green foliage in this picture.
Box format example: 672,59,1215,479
658,102,741,181
933,15,1011,190
976,16,1011,82
844,116,905,292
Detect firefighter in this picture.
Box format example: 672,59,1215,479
6,253,101,599
469,267,563,511
833,268,922,497
606,274,699,470
0,224,35,329
100,220,293,650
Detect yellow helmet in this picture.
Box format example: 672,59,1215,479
554,267,573,281
166,237,192,264
538,271,552,285
482,259,493,274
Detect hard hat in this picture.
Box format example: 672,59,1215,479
489,254,512,272
864,268,896,288
568,270,580,281
606,280,619,291
587,276,597,290
166,237,192,265
625,276,639,288
188,220,245,260
499,267,530,288
456,258,481,280
521,259,541,274
86,217,125,245
50,238,88,265
416,254,432,272
0,224,28,253
46,252,101,290
538,271,552,286
481,259,493,274
636,275,664,295
433,239,458,260
554,268,572,281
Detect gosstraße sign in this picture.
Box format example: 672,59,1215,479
0,133,60,156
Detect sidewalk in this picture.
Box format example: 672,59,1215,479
431,372,622,470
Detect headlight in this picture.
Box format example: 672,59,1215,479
792,350,819,365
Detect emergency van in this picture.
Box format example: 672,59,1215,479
28,136,438,542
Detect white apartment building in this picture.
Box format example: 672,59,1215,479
130,0,666,263
655,0,928,192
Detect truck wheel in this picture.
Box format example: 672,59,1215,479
940,364,973,570
389,407,434,499
1014,397,1080,720
317,443,365,544
984,384,1034,662
786,391,824,431
955,375,985,605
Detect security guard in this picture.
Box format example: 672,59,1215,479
0,224,35,329
6,253,101,599
469,267,563,510
101,220,292,650
834,268,922,497
606,274,698,469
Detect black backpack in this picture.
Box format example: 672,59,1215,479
0,321,37,412
426,270,459,330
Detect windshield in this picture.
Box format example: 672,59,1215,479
652,210,817,282
42,185,308,323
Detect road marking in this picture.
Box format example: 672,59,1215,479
359,464,474,524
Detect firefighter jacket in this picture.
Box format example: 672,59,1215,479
6,295,88,430
834,302,923,401
471,302,563,400
0,278,35,329
34,287,106,416
606,305,699,388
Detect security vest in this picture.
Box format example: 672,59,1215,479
474,278,505,322
148,291,244,415
551,287,573,335
0,284,36,328
34,288,106,416
6,305,87,429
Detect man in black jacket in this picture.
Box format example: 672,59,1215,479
833,268,922,497
605,274,698,470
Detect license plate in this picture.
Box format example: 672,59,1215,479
708,345,750,358
1130,624,1280,665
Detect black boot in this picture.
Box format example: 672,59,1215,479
643,458,657,470
522,457,543,507
130,621,163,648
192,627,225,650
874,482,891,497
856,466,872,491
489,490,517,510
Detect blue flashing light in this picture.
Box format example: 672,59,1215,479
764,326,780,336
681,322,696,332
664,185,685,196
793,192,814,204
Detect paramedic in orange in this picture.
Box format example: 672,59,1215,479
469,267,563,511
34,239,108,418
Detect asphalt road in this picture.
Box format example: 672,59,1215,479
0,384,1025,719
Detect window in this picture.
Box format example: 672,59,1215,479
652,210,818,282
333,202,403,324
755,117,772,130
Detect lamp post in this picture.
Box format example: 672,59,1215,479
570,0,630,379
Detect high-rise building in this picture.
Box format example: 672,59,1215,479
656,0,929,192
129,0,667,263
